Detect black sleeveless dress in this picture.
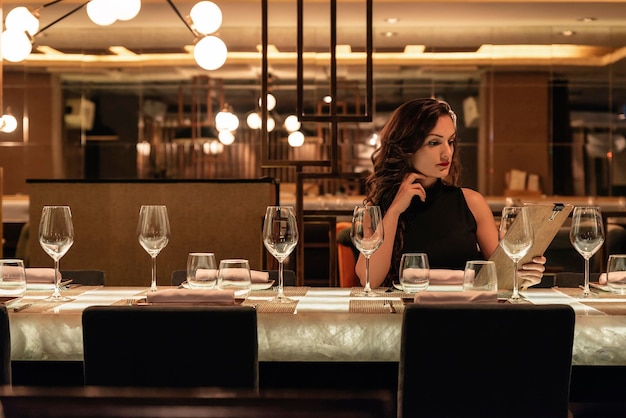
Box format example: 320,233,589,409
401,180,483,270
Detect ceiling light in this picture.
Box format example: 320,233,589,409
577,17,597,22
288,131,305,147
259,93,276,111
218,130,235,145
560,30,576,37
382,31,397,38
1,111,18,133
284,115,301,132
5,6,39,36
116,0,142,22
1,29,32,62
385,17,399,24
86,0,118,26
190,1,222,35
194,35,228,70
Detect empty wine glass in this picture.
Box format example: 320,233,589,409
499,206,534,303
351,205,384,297
263,206,298,303
38,205,74,301
137,205,170,292
570,206,604,298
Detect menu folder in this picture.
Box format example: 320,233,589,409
490,203,573,290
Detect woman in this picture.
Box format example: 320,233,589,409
355,98,545,288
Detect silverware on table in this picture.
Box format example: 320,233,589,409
13,303,33,313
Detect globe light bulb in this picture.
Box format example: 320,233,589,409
288,131,305,147
1,114,18,133
116,0,141,21
194,35,228,70
190,1,223,35
87,0,118,26
218,130,235,145
5,7,39,37
267,117,275,132
284,115,301,132
1,29,33,62
246,112,262,130
258,93,276,111
215,110,239,131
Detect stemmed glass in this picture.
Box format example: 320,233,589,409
38,205,74,301
137,205,170,292
263,206,298,303
351,205,384,297
499,206,534,303
569,206,604,298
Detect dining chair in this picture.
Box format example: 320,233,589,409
60,270,106,286
398,303,575,418
0,306,11,385
170,269,296,286
82,305,258,388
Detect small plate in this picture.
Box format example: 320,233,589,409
589,282,612,292
393,282,403,291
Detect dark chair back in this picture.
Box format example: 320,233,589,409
399,303,575,418
171,269,296,286
61,270,106,286
0,306,10,385
82,305,258,388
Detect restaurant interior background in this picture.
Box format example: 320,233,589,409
2,0,626,284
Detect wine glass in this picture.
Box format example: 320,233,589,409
137,205,170,292
499,206,534,303
351,205,384,297
38,205,74,301
570,206,604,298
262,206,298,303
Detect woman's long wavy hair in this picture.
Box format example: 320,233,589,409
364,98,461,285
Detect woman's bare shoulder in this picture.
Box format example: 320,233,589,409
461,188,491,214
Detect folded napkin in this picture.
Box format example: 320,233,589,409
414,291,498,304
146,289,235,304
251,270,270,283
25,268,56,284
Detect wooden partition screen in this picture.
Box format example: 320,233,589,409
27,179,278,287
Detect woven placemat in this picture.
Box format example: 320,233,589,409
251,300,298,313
251,287,310,298
349,287,415,299
349,299,404,314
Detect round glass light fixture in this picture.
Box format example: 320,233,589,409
258,93,276,111
194,35,228,70
288,131,305,147
218,130,235,145
5,7,39,36
246,112,262,130
284,115,301,132
215,109,239,132
116,0,142,21
1,29,33,62
266,117,275,132
190,1,223,35
1,114,18,133
87,0,118,26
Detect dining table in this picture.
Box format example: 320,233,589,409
7,283,626,367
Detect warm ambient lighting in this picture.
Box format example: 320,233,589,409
1,112,18,133
2,1,228,71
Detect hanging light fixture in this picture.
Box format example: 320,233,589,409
0,108,18,134
1,1,228,71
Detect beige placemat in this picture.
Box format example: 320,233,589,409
251,286,310,298
349,299,404,314
250,300,298,313
555,286,626,315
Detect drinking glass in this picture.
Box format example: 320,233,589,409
463,260,498,292
499,206,534,303
137,205,170,292
351,205,384,297
38,205,74,301
262,206,298,303
606,254,626,295
217,259,252,298
399,253,430,293
0,259,27,302
187,252,218,289
570,206,604,298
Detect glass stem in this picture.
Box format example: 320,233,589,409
364,256,372,293
150,255,158,292
511,260,520,300
583,257,591,296
277,260,286,298
52,259,61,298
